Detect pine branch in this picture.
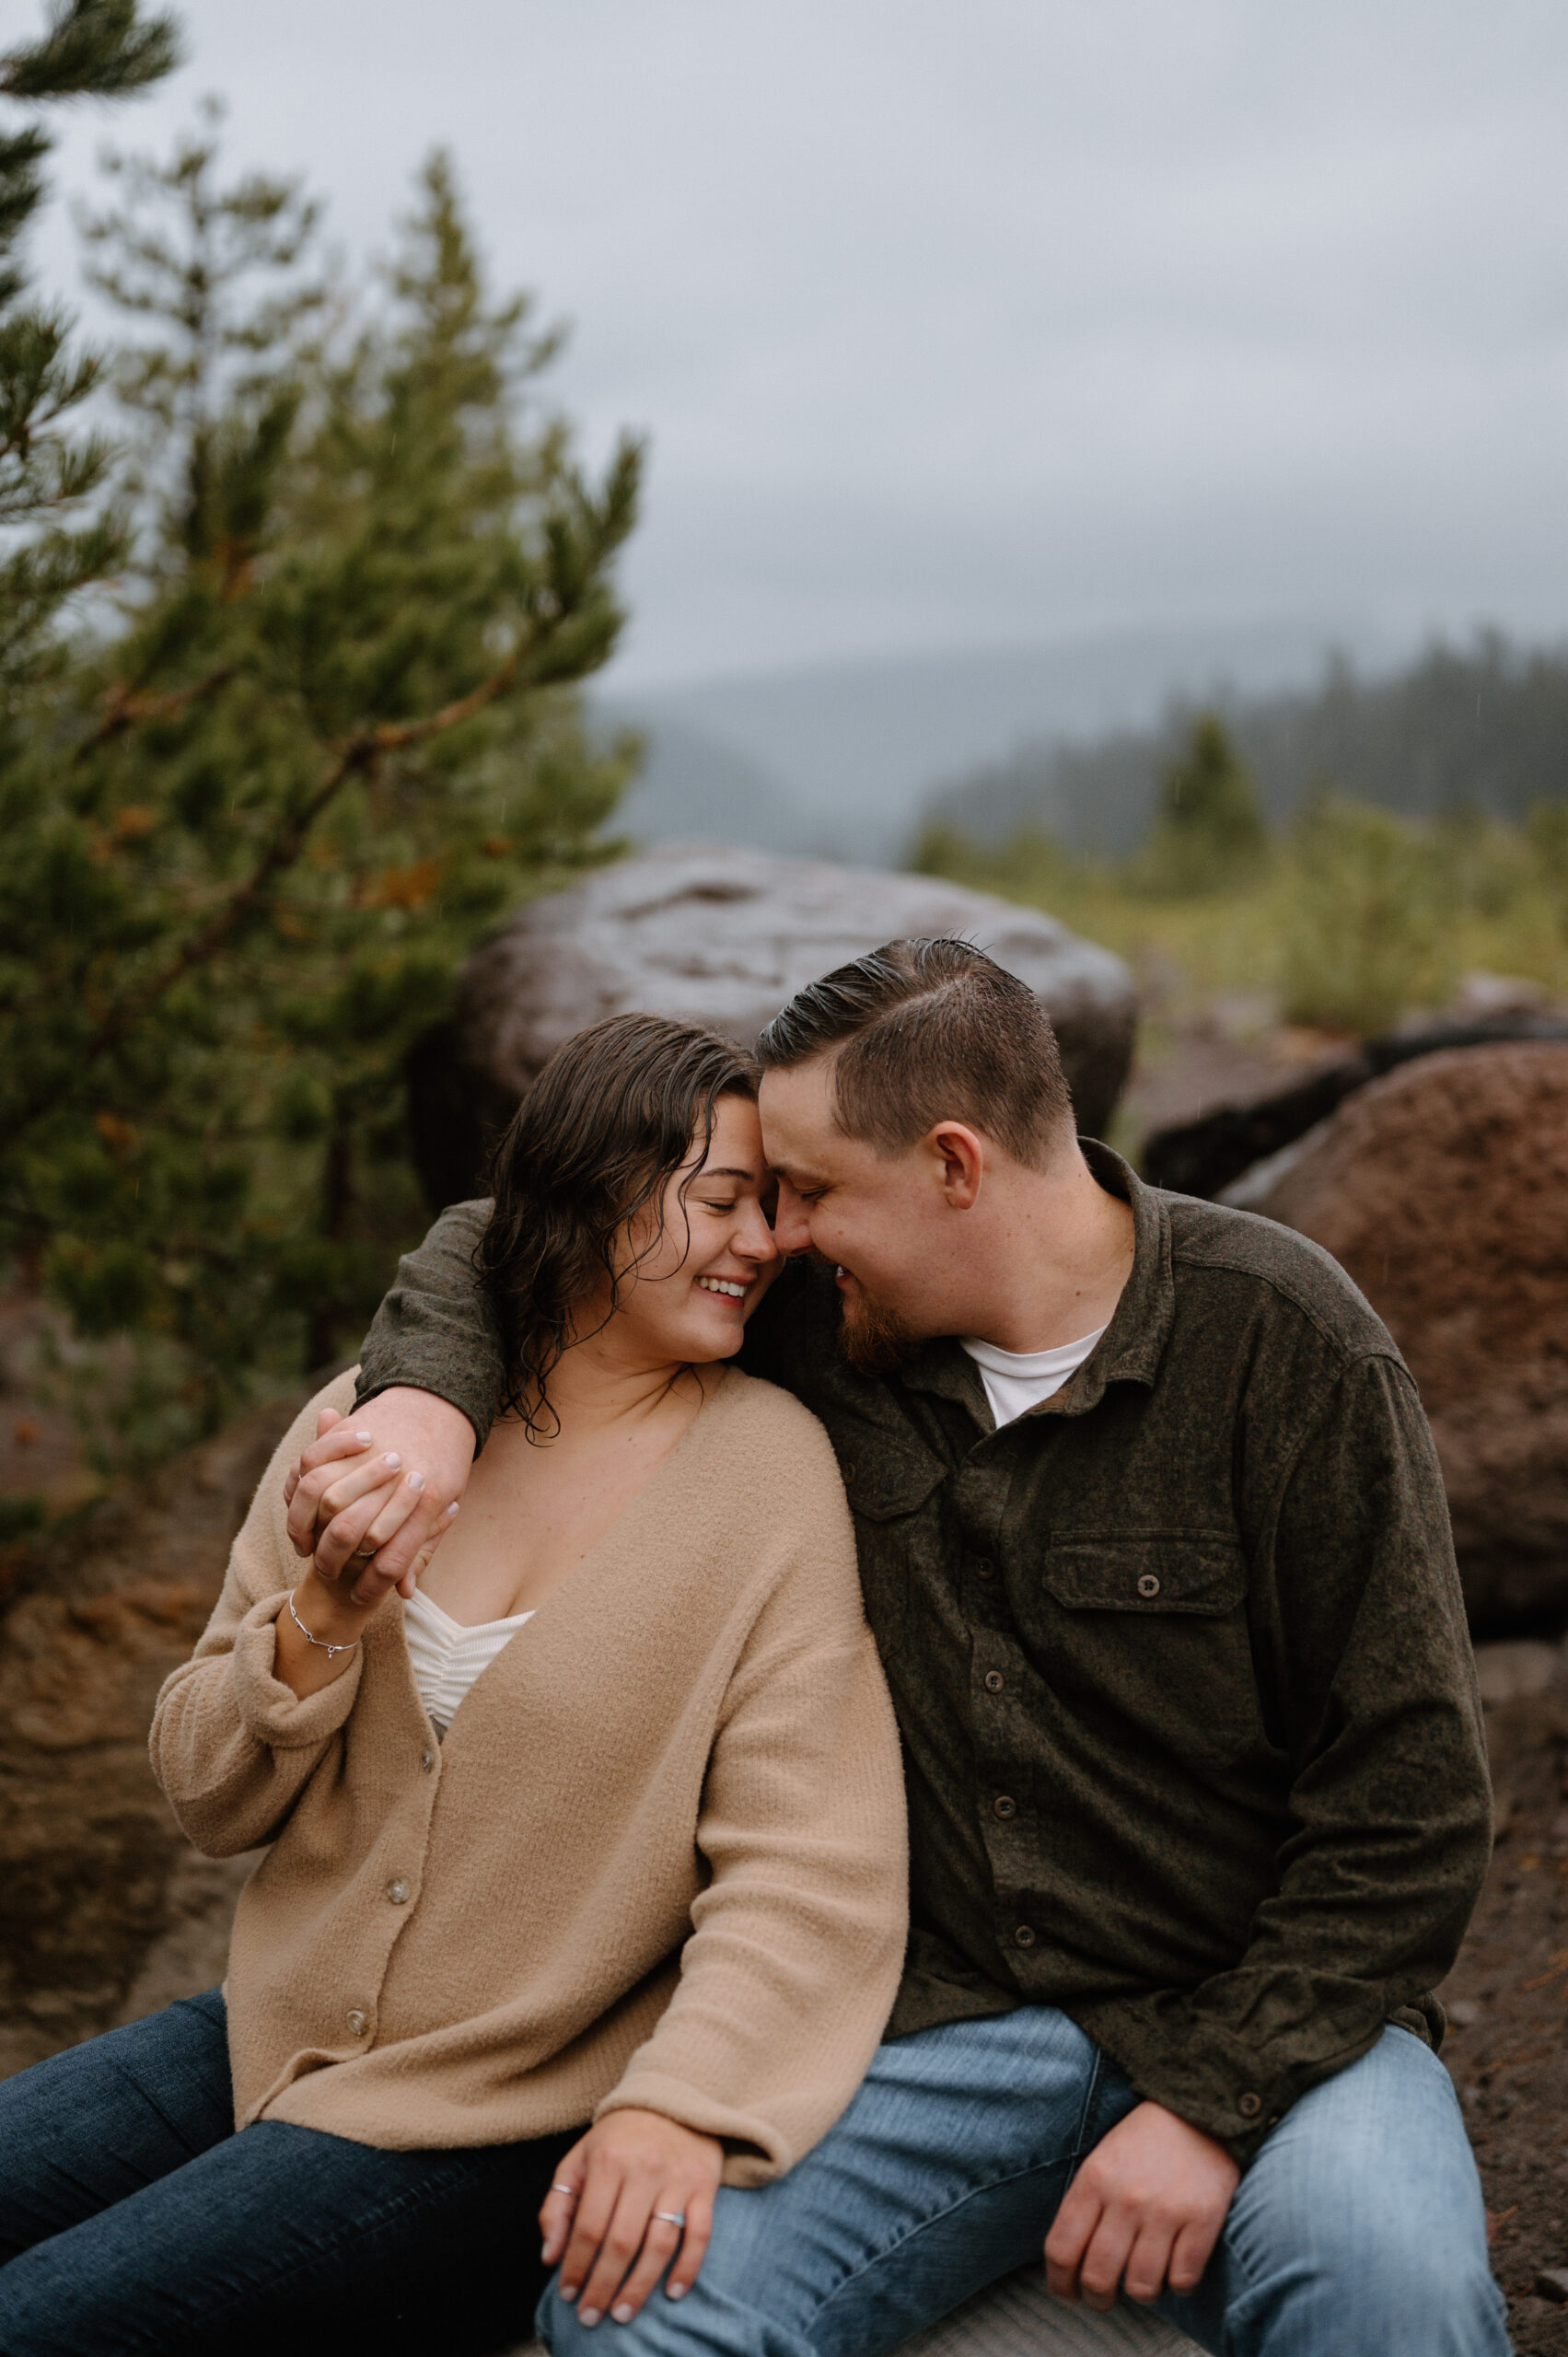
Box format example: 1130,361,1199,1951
1,2,181,105
61,599,579,1086
72,659,236,761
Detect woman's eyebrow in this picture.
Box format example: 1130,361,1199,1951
694,1165,756,1182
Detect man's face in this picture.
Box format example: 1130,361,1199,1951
759,1058,961,1366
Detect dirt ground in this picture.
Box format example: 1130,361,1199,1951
1443,1671,1568,2350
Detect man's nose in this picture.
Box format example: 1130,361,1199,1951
772,1186,812,1257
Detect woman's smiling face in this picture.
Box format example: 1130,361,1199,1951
605,1093,781,1367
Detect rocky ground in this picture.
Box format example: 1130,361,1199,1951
1444,1654,1568,2350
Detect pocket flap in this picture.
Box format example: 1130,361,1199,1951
1040,1535,1246,1615
843,1443,947,1524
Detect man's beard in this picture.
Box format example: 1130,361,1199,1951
823,1258,923,1375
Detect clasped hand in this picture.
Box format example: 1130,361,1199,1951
283,1390,476,1604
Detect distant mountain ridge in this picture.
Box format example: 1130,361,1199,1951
598,617,1401,865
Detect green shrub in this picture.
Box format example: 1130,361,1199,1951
1279,795,1456,1034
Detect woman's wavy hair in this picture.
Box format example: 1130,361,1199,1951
475,1012,761,1437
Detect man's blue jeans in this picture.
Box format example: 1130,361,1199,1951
540,2006,1509,2357
0,1989,573,2354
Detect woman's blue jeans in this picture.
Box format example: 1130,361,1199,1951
539,2005,1509,2357
0,1989,573,2355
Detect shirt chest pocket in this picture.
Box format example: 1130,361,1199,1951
843,1443,947,1652
1026,1534,1263,1767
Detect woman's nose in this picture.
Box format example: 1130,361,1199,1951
736,1202,782,1264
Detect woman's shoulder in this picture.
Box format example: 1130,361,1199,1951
697,1366,847,1506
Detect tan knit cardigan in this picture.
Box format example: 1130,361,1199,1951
150,1366,907,2184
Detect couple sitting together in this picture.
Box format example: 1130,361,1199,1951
0,939,1507,2357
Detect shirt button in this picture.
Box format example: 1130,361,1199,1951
386,1878,411,1904
1136,1573,1162,1599
975,1560,994,1580
983,1670,1005,1694
346,2009,367,2036
1014,1924,1036,1949
420,1747,436,1773
1237,2091,1262,2119
993,1794,1017,1820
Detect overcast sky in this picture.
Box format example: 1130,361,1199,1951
24,0,1568,688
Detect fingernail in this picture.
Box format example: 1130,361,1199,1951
579,2308,600,2328
407,1471,425,1492
667,2282,687,2300
560,2287,577,2304
611,2305,633,2325
354,1432,374,1444
446,1502,460,1517
384,1453,401,1469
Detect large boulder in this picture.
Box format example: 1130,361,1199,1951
409,843,1138,1211
1245,1043,1568,1629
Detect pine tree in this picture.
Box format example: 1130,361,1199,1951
1,125,642,1465
1141,712,1268,894
0,1,180,700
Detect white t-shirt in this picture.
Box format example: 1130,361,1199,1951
960,1325,1107,1429
401,1585,534,1736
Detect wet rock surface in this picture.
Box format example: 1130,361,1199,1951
408,843,1139,1210
1244,1042,1568,1630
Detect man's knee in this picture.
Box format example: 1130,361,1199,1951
1218,2030,1506,2355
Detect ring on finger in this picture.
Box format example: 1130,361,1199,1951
654,2210,686,2227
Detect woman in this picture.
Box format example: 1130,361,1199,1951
0,1016,907,2357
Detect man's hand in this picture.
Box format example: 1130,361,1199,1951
540,2107,724,2326
1044,2100,1239,2310
284,1387,477,1601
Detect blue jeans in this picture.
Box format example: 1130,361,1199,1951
0,1989,574,2355
540,2006,1509,2357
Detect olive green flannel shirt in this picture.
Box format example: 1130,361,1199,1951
354,1144,1491,2165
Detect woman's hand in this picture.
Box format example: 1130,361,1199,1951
285,1395,472,1600
283,1403,464,1605
540,2107,724,2326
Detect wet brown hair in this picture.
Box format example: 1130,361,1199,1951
476,1012,760,1437
755,935,1074,1167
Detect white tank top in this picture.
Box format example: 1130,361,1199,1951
401,1585,534,1736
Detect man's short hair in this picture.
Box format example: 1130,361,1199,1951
755,936,1074,1167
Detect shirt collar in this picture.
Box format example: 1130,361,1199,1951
896,1139,1176,1423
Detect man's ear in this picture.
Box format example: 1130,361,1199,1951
926,1122,985,1209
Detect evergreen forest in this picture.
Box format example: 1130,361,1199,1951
1,3,641,1475
915,669,1568,1048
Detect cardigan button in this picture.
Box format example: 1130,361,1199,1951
983,1670,1005,1694
346,2009,367,2036
420,1748,436,1773
1237,2091,1262,2119
1014,1924,1036,1949
1136,1573,1161,1599
386,1878,411,1904
993,1794,1016,1820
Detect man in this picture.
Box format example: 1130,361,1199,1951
291,938,1504,2355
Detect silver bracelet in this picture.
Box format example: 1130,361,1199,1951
286,1589,361,1662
